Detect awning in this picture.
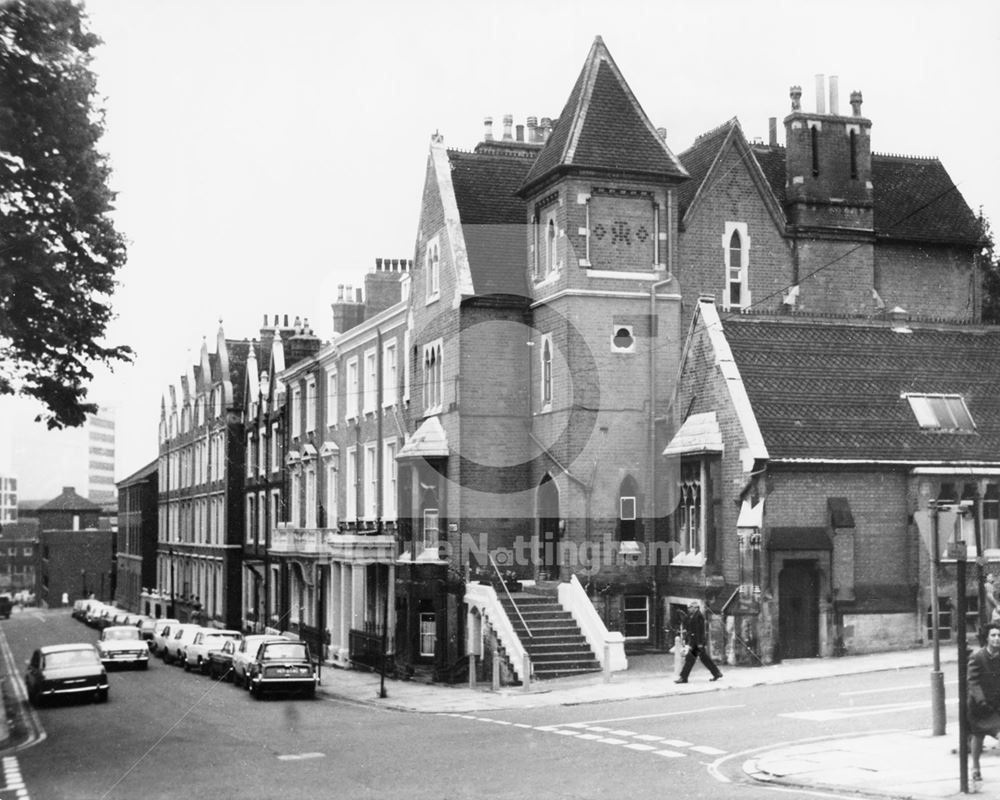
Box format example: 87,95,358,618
397,416,449,460
767,527,832,551
662,411,723,456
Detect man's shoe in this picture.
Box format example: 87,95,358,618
674,678,687,684
710,674,723,681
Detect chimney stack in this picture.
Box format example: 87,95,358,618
829,75,840,115
768,117,777,146
790,85,802,112
815,74,826,114
516,124,524,142
850,90,863,116
527,116,538,142
483,116,493,141
502,114,513,141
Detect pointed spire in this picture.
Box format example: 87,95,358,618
520,36,687,196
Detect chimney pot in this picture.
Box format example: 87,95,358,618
768,117,777,146
516,124,524,142
392,258,399,270
356,287,363,303
815,74,826,114
850,90,863,116
829,75,840,115
483,116,493,141
283,314,288,326
376,258,383,271
502,113,513,140
790,85,802,112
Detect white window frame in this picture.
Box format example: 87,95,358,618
364,443,377,520
674,459,707,565
270,489,281,534
326,369,338,428
257,427,266,476
325,463,338,530
425,237,440,303
291,385,302,439
305,466,317,528
270,423,279,472
383,439,398,521
246,432,254,478
363,349,377,415
290,470,301,528
721,221,751,311
305,378,317,433
403,328,411,403
611,324,636,354
904,393,975,432
422,508,440,552
345,357,359,420
419,612,436,657
623,595,650,640
257,491,266,545
345,447,357,521
246,495,255,544
423,339,444,413
383,339,397,408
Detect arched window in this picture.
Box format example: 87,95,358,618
729,230,743,308
811,125,820,177
546,218,557,274
541,338,552,407
425,239,440,301
723,222,750,311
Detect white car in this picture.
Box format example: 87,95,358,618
231,635,286,687
183,630,242,674
164,624,205,666
97,626,150,669
151,619,180,656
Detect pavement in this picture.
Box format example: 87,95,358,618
315,645,996,799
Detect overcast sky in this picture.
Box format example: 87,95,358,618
4,0,999,497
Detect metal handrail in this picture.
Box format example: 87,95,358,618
489,554,532,638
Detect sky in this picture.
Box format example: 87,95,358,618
3,0,999,498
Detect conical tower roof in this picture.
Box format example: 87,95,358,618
520,36,687,196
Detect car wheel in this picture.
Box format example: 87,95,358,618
182,656,190,672
96,688,108,703
304,686,316,700
252,683,264,700
140,661,149,671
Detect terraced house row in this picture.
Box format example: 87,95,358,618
128,37,996,683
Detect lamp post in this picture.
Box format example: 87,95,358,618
915,481,946,736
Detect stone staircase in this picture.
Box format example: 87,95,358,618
498,592,601,680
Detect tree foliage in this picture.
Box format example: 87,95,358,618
0,0,130,428
979,211,1000,324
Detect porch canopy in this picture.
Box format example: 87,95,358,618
767,527,832,551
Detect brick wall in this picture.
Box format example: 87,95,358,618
876,241,977,322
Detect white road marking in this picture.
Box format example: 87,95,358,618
568,704,745,726
690,745,727,755
624,743,658,752
654,749,686,758
277,752,324,761
781,698,956,721
839,680,957,697
661,738,693,747
596,737,628,745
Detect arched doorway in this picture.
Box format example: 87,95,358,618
536,474,561,580
778,560,820,659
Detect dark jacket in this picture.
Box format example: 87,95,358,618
968,647,1000,735
685,609,708,649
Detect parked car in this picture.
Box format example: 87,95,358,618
84,603,109,627
94,606,120,630
231,635,286,687
183,630,241,673
97,625,150,669
164,624,204,666
71,599,90,621
133,616,157,642
208,638,237,681
0,594,12,620
246,639,316,700
25,643,108,705
151,619,180,656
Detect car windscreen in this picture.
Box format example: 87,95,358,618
104,629,141,641
45,649,99,668
261,643,308,661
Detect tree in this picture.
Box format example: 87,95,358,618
979,210,1000,324
0,0,130,429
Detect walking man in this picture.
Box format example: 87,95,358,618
675,600,723,683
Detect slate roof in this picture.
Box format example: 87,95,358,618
38,487,99,512
719,316,1000,463
678,120,981,246
521,37,687,195
448,146,532,298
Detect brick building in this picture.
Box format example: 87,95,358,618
36,487,113,607
115,460,158,614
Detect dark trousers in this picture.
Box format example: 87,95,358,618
680,644,722,680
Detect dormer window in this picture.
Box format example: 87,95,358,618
904,393,975,432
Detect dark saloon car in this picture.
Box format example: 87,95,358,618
25,643,109,706
246,639,316,699
208,638,237,681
